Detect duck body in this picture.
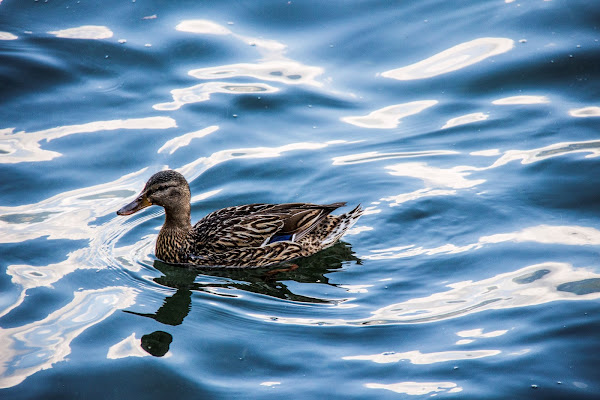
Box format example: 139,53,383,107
118,170,362,267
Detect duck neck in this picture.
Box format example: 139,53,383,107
156,204,192,263
163,203,192,232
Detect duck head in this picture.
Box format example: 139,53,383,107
117,170,191,223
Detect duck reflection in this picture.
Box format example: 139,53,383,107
140,331,173,357
125,241,360,356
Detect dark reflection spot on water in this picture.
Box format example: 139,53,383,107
78,190,136,200
513,269,551,284
269,71,283,76
557,278,600,295
0,211,59,224
141,331,173,357
287,74,301,80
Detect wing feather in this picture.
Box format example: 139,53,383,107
190,202,346,251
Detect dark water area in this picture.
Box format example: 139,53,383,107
1,0,600,398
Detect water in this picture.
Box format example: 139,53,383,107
1,0,600,398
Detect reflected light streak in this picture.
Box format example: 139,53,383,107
346,226,373,235
365,225,600,260
470,149,501,157
382,188,457,207
153,82,278,111
0,287,136,389
176,20,287,54
177,140,343,182
569,106,600,117
189,60,324,87
344,349,500,364
0,117,176,163
382,37,514,80
455,328,507,344
0,32,18,40
107,333,151,359
176,20,232,36
175,20,324,92
341,101,438,129
248,262,600,326
339,284,373,294
332,149,457,165
365,382,462,395
380,138,600,206
456,328,507,338
385,162,485,189
442,112,489,129
487,139,600,169
492,95,550,105
191,189,223,204
481,225,600,246
48,25,113,40
362,206,382,215
157,125,219,155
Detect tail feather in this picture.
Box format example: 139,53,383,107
321,204,363,247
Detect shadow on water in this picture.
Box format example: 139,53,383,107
125,241,360,356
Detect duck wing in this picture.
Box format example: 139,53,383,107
265,202,347,243
190,202,346,251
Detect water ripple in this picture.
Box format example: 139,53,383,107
248,262,600,326
0,287,136,389
0,117,176,164
365,225,600,260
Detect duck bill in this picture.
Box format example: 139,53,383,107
117,195,152,216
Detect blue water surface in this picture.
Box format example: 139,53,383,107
1,0,600,398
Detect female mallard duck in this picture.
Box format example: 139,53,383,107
117,170,363,267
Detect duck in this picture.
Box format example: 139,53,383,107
117,170,363,267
